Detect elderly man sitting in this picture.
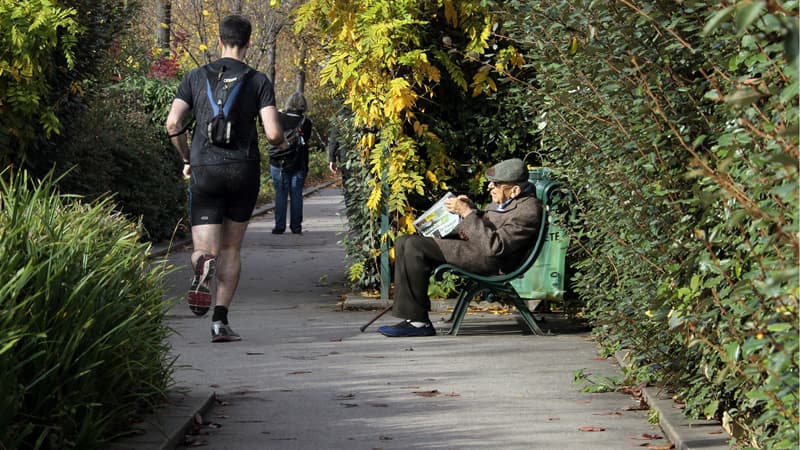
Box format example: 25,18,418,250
378,158,542,337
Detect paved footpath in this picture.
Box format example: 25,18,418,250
116,185,729,450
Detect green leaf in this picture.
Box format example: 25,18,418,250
735,1,765,34
703,400,719,419
785,22,799,64
702,6,734,36
767,323,792,332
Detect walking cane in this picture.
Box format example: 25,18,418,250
359,304,393,332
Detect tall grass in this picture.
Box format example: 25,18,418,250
0,170,173,449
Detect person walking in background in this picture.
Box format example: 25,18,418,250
327,127,347,177
269,92,313,235
165,15,288,342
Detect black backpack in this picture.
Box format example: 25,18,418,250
203,66,254,147
270,115,306,169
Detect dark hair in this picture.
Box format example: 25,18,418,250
284,92,307,113
219,15,251,48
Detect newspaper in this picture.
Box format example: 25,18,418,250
413,192,460,238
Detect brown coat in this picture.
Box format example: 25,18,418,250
434,190,542,275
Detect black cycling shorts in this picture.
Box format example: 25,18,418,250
189,162,260,225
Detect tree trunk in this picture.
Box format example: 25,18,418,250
295,41,307,93
156,0,171,56
266,36,277,83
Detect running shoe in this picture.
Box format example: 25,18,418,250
211,321,242,342
187,254,215,316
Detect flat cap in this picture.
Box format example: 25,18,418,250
485,158,528,183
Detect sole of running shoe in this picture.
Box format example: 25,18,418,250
188,255,216,316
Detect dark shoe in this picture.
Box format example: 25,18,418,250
188,254,215,316
211,321,241,342
378,320,436,337
291,229,302,235
271,228,285,234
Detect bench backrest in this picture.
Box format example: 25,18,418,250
500,179,561,281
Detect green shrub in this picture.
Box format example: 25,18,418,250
38,79,188,243
2,0,138,166
0,170,174,449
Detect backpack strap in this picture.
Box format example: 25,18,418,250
203,66,254,118
222,69,254,117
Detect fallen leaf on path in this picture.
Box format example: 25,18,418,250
412,390,440,397
340,403,358,408
288,370,312,375
245,352,264,355
578,426,606,432
444,392,461,397
193,413,204,425
329,337,343,342
623,399,649,411
593,411,624,416
642,433,663,439
336,393,356,400
367,402,389,407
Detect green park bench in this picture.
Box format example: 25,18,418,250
433,178,569,335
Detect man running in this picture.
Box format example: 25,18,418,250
166,15,288,342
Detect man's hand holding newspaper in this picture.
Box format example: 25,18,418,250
413,192,476,238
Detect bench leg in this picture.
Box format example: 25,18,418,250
448,283,482,336
511,297,545,336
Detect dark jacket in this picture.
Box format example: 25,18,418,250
269,112,313,172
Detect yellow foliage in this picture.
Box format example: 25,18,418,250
400,214,417,235
425,170,438,184
366,185,383,212
470,64,497,96
567,35,579,56
68,81,84,96
359,132,376,149
383,78,417,118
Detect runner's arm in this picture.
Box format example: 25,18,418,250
166,98,192,177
